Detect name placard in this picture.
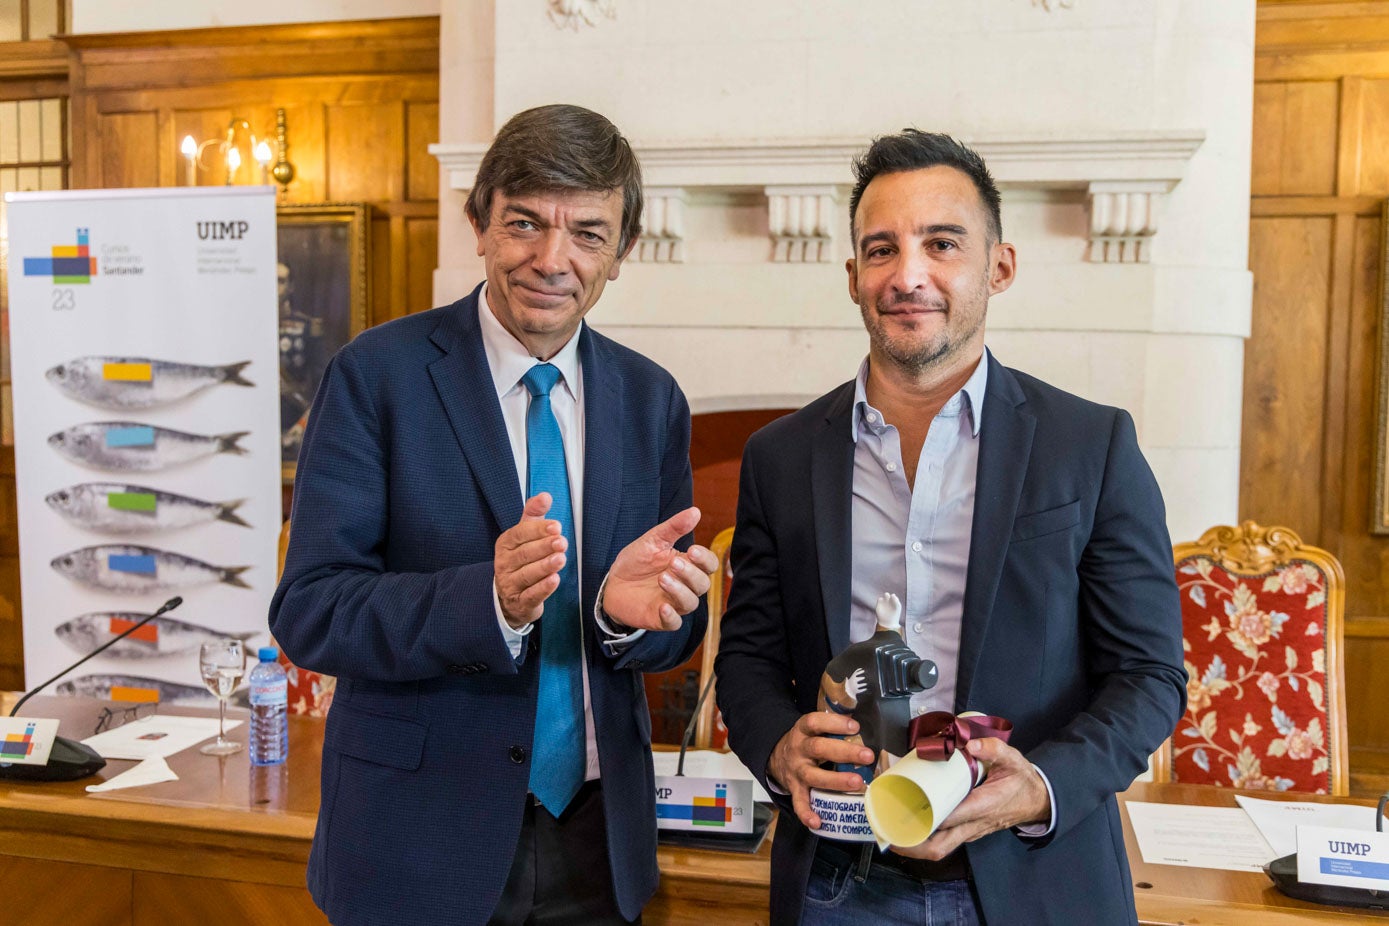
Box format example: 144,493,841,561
1297,824,1389,889
0,717,60,766
654,775,754,834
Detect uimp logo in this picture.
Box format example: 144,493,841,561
23,228,98,283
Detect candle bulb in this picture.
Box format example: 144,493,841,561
226,147,241,185
254,141,273,186
180,135,198,187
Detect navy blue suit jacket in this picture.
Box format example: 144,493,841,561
714,355,1186,926
270,287,705,925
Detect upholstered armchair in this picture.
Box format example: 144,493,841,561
1153,521,1347,795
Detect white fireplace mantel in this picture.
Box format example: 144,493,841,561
430,131,1204,263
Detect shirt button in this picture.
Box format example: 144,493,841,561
913,622,924,633
509,745,527,764
911,541,923,553
867,412,878,424
886,462,897,473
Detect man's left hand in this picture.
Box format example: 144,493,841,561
601,506,719,631
890,736,1051,860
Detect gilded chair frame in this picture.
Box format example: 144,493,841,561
693,527,735,750
1153,521,1348,795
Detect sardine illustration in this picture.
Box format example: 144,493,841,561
46,482,250,533
46,356,253,409
55,674,219,706
48,421,248,471
55,612,256,659
50,544,252,592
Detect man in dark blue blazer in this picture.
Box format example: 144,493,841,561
271,105,714,926
715,132,1186,925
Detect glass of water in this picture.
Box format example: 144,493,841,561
199,639,245,756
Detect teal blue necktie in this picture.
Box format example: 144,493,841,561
522,363,584,815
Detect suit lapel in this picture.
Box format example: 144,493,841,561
955,356,1034,710
427,289,523,532
811,384,856,657
578,326,622,608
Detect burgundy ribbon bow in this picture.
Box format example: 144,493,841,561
908,711,1015,781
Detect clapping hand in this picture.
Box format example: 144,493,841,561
600,506,719,631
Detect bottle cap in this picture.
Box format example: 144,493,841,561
258,646,279,662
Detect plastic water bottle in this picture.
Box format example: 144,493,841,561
248,646,288,766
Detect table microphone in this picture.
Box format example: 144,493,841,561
1,596,183,782
676,673,717,777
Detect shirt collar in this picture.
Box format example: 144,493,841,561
478,284,582,401
851,350,989,442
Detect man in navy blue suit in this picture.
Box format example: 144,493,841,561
715,132,1186,925
271,104,716,926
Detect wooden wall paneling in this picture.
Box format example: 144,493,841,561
1340,215,1387,613
1251,83,1287,196
0,856,132,925
276,101,326,204
1318,211,1358,548
389,213,409,319
325,101,404,203
1353,77,1389,194
98,111,159,188
406,217,438,315
133,872,328,926
1240,216,1335,536
407,102,439,202
63,19,439,92
1345,638,1389,767
1287,81,1339,195
370,214,393,325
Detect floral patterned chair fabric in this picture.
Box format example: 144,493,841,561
275,519,335,718
1154,521,1347,795
693,527,734,750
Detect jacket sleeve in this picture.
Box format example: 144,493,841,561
268,348,517,682
607,379,707,674
1025,409,1188,844
713,437,805,810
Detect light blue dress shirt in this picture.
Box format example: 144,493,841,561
849,350,1054,835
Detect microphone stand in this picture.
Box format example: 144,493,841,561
676,673,717,777
9,596,183,718
2,597,183,782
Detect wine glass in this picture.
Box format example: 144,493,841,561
199,639,245,756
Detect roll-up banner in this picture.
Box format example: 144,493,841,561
4,187,280,704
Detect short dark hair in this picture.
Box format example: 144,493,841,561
465,104,644,253
848,130,1002,246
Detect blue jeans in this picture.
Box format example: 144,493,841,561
800,842,985,926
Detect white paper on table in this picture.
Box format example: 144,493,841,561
81,714,242,760
1235,795,1381,859
1125,801,1277,872
85,756,179,792
651,749,771,803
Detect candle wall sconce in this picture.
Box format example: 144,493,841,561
181,108,295,194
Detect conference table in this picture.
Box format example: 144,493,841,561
0,696,1383,925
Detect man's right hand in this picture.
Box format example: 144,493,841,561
768,712,876,830
495,493,568,629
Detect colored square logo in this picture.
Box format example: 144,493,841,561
23,228,98,284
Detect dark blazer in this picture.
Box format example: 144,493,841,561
270,286,705,926
715,354,1186,926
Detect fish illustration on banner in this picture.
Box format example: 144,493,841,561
56,674,221,706
46,356,253,409
45,482,250,533
55,612,256,659
47,421,249,471
50,544,251,592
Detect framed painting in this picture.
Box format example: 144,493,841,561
277,203,370,481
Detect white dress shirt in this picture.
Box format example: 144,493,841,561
478,286,637,782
